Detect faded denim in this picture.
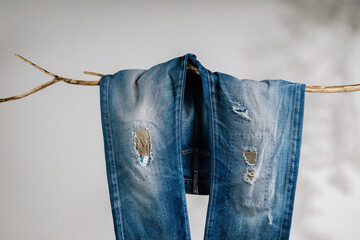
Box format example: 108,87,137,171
99,53,306,240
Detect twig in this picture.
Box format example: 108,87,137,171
0,54,99,102
1,53,360,103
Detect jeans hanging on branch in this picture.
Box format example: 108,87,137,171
99,53,306,240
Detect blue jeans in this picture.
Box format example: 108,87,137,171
99,53,306,239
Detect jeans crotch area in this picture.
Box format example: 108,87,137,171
181,67,211,195
182,148,211,195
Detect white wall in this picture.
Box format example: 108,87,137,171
1,0,360,239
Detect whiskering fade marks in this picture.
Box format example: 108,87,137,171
133,128,152,167
268,209,273,226
232,102,251,121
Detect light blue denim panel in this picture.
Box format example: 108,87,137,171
205,68,305,240
99,53,306,240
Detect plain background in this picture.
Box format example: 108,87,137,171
1,0,360,239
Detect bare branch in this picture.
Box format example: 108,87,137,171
0,78,60,102
14,53,59,78
0,54,101,103
83,71,105,77
1,53,360,103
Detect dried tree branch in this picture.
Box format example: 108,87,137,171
0,78,60,102
83,71,105,77
1,53,360,103
0,54,99,103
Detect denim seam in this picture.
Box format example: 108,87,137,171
179,55,191,240
105,77,125,240
263,138,276,207
182,147,210,156
284,84,303,239
278,84,299,240
204,69,216,240
231,134,275,139
184,178,210,182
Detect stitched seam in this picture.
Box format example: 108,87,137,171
278,84,298,240
179,56,191,240
204,69,216,240
105,77,125,240
231,134,275,139
182,147,210,156
285,84,302,238
184,178,210,182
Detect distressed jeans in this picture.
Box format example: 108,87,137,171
99,53,306,240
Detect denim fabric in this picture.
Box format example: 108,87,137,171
99,53,306,240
